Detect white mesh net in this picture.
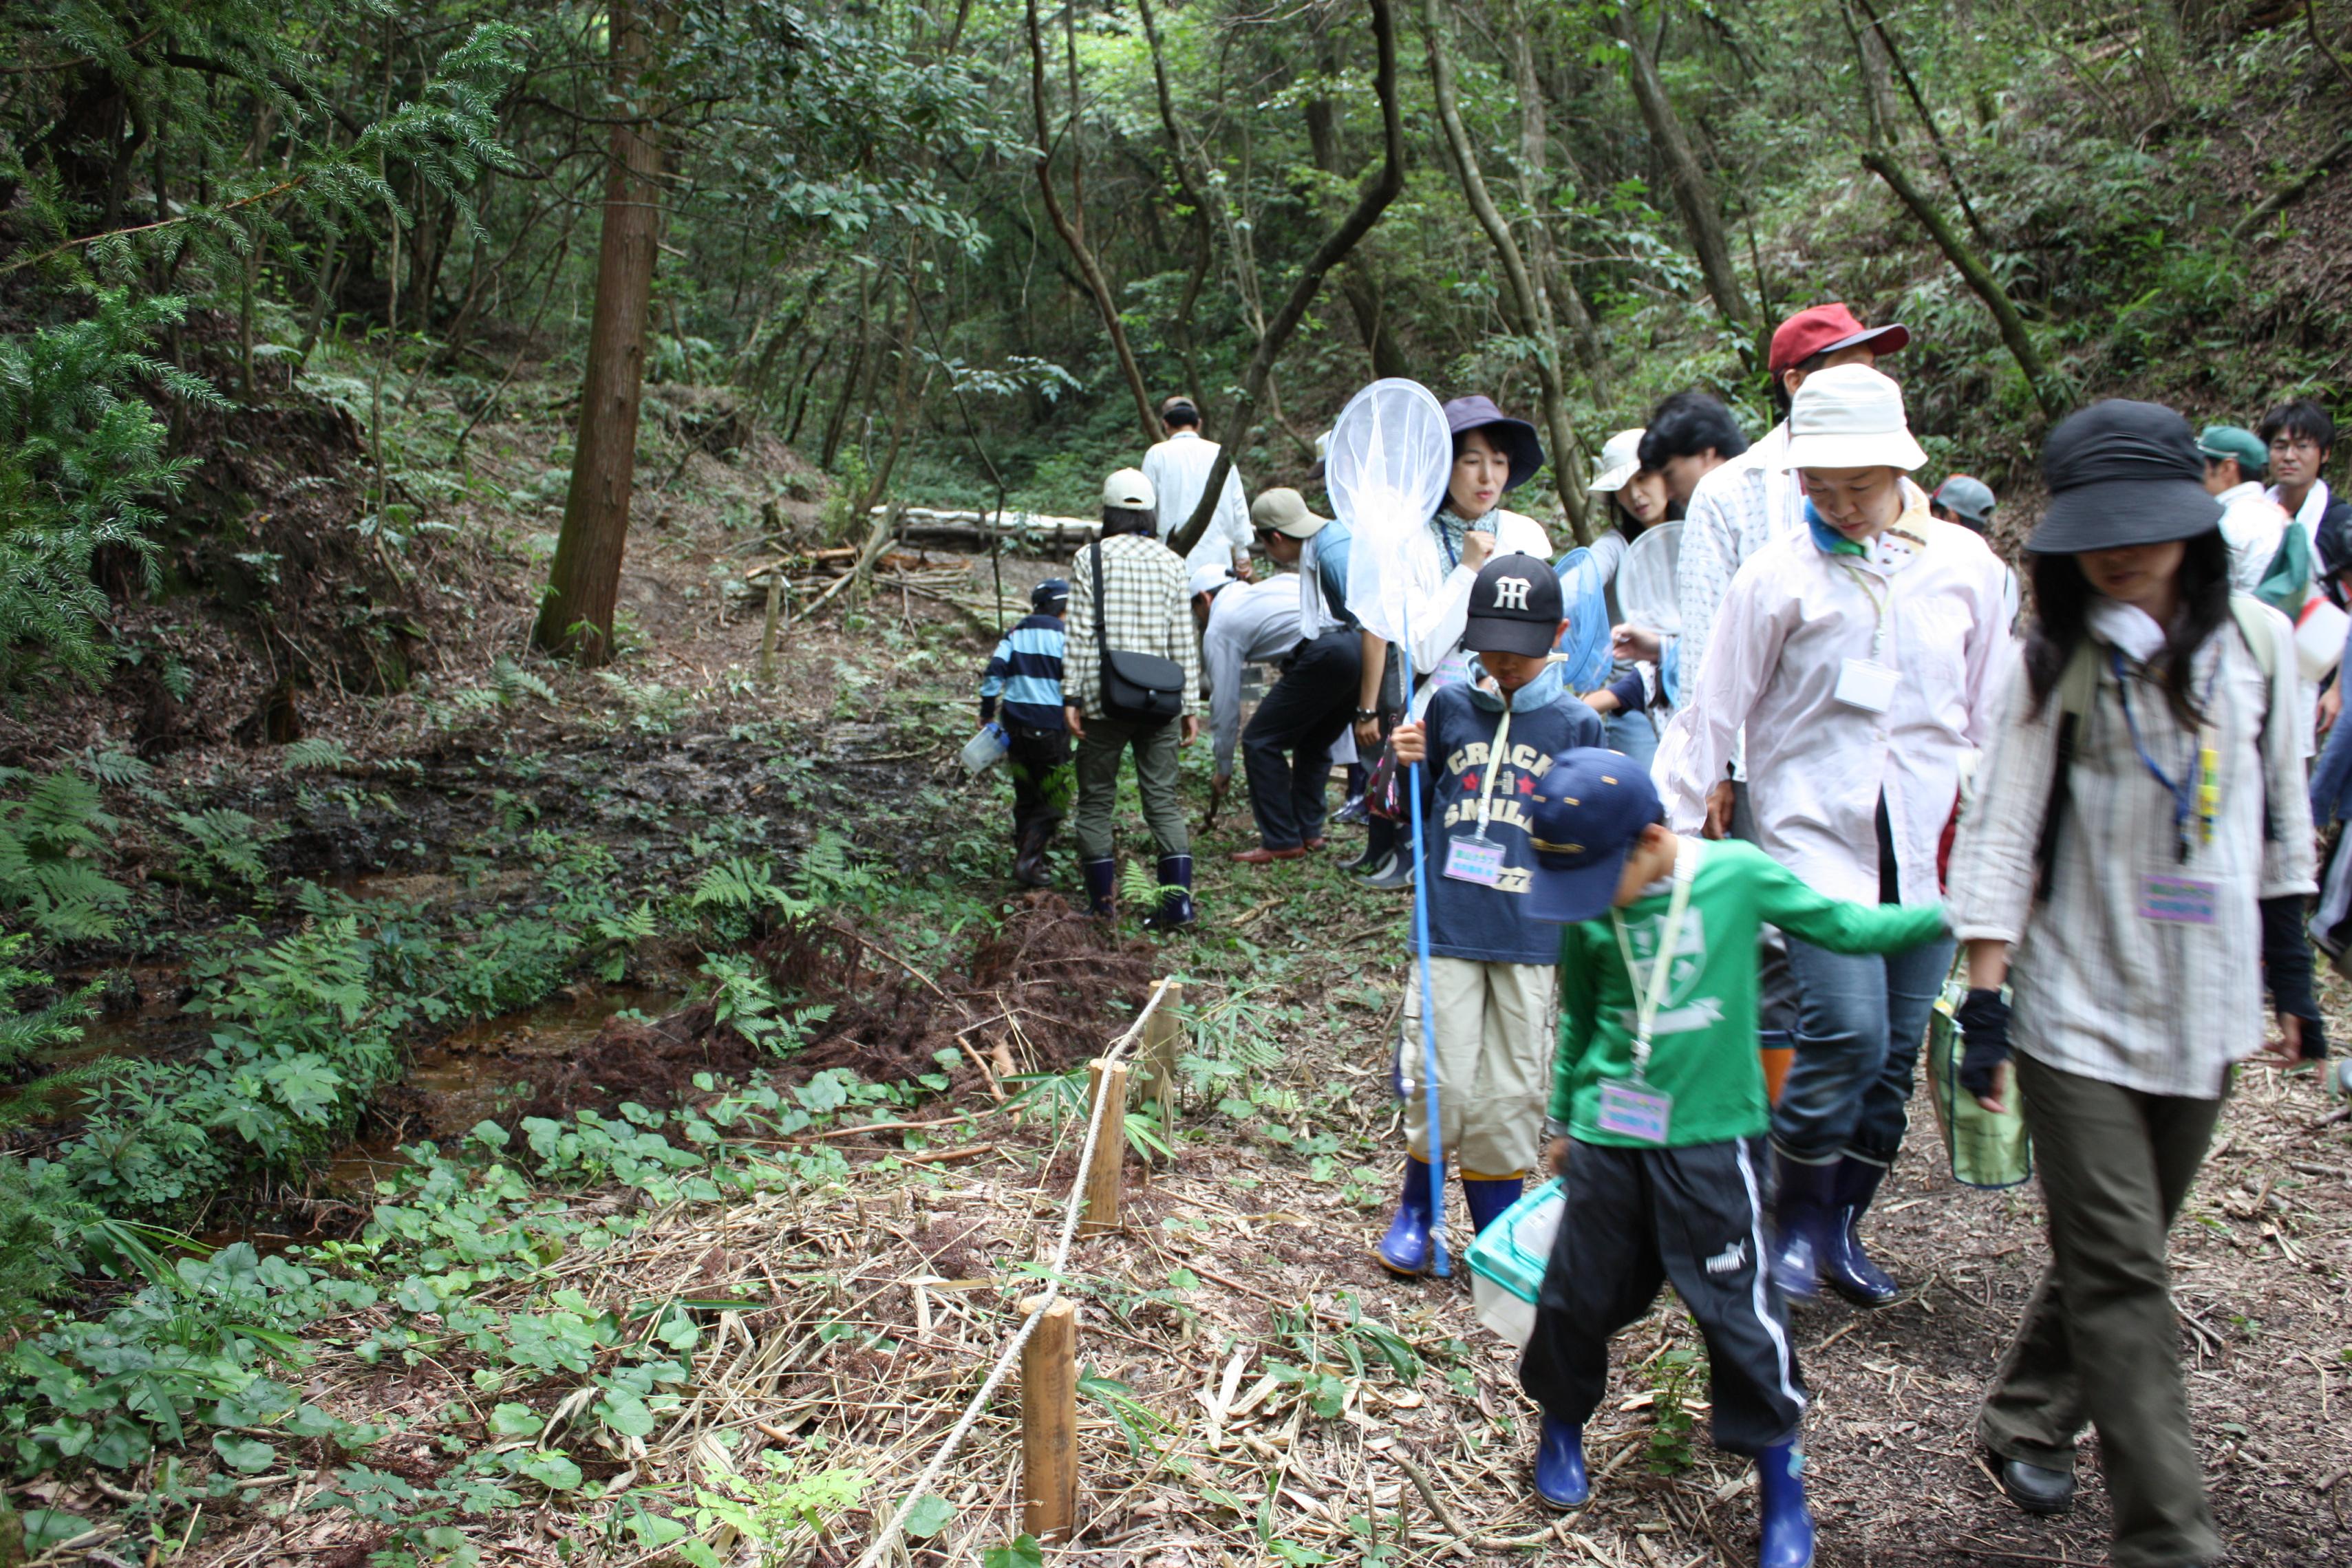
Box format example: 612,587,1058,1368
1616,519,1682,634
1329,378,1453,652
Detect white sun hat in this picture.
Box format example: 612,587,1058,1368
1780,363,1927,473
1588,428,1646,494
1102,467,1156,509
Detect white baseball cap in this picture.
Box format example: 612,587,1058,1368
1779,363,1927,473
1588,428,1645,494
1186,563,1234,599
1103,467,1156,509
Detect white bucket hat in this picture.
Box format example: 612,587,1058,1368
1588,428,1645,494
1780,363,1927,473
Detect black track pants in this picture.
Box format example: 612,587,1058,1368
1519,1135,1806,1457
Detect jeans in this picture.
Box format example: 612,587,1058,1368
1603,707,1659,771
1241,629,1360,850
1771,931,1956,1166
1071,715,1188,861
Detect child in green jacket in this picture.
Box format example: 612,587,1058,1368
1518,748,1949,1567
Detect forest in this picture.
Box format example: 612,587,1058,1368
1,0,2350,1564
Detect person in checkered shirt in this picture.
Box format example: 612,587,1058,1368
1063,469,1203,927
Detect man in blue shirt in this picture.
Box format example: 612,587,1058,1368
979,579,1071,887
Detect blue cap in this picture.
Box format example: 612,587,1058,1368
1032,578,1070,613
1526,748,1663,924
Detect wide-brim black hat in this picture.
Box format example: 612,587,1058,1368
1443,395,1546,493
2027,398,2223,554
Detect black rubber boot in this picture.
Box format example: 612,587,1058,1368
1142,854,1195,930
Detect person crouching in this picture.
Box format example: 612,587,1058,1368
1375,555,1603,1271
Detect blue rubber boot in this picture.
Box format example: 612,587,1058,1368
1461,1175,1524,1234
1820,1156,1899,1307
1142,854,1195,930
1375,1157,1434,1275
1757,1441,1815,1568
1532,1415,1589,1509
1081,858,1117,919
1771,1152,1838,1304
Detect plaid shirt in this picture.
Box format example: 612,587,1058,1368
1062,531,1201,720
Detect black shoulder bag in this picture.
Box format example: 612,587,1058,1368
1087,537,1186,727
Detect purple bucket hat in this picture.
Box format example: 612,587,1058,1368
1442,395,1546,493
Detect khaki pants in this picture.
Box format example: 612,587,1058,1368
1398,956,1557,1179
1977,1054,2223,1568
1071,716,1188,862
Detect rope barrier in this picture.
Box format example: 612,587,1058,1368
850,975,1180,1568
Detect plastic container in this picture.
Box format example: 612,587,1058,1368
2296,594,2348,683
961,722,1009,774
1466,1178,1564,1347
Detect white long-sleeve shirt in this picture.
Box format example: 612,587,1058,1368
1355,511,1552,699
1203,576,1304,775
2216,480,2296,598
1947,605,2315,1098
1143,431,1253,574
1659,488,2016,905
1672,422,1804,709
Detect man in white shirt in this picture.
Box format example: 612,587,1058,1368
2261,399,2351,605
1144,395,1255,579
2200,424,2301,605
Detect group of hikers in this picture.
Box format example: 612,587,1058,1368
968,303,2344,1567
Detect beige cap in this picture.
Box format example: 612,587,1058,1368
1250,487,1330,538
1102,467,1156,509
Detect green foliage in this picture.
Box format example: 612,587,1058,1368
1643,1344,1701,1474
0,769,131,942
0,290,220,689
167,808,287,897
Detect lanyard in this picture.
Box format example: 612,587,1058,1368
1608,840,1699,1083
2108,649,2223,862
1835,557,1893,661
1473,704,1513,835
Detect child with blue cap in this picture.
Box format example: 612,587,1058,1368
1515,747,1951,1565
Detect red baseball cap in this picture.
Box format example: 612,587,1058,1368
1768,303,1911,375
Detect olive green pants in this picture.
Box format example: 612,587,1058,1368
1977,1053,2223,1568
1071,715,1188,862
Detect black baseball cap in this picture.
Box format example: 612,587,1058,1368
1462,552,1564,658
1527,748,1664,924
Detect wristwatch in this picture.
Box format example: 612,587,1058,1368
1353,707,1380,722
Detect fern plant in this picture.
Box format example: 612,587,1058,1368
168,808,286,896
0,769,131,941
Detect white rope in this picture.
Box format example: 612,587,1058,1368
851,976,1179,1568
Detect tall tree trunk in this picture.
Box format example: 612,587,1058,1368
1304,31,1409,383
1612,1,1754,350
1025,0,1159,447
1861,149,2066,421
1424,0,1589,543
1137,0,1217,402
1170,0,1407,557
1510,18,1608,400
535,0,662,663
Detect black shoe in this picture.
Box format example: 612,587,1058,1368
1996,1457,2075,1515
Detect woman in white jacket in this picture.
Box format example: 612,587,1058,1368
1351,395,1552,889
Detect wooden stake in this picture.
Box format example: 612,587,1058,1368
1019,1297,1080,1541
1080,1057,1128,1235
1133,981,1183,1163
760,574,782,682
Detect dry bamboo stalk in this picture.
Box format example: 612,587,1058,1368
1133,980,1183,1161
1080,1060,1129,1236
1019,1297,1080,1541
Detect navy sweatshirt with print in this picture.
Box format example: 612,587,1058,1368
1412,661,1604,964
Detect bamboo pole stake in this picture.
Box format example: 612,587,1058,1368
760,574,782,682
1019,1297,1080,1541
1133,980,1182,1163
1080,1059,1128,1234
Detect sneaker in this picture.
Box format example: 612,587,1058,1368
1358,853,1413,891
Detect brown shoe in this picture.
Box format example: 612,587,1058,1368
1305,837,1329,852
1229,846,1306,865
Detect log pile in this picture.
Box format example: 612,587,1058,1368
873,506,1102,550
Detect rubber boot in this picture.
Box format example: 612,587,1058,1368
1461,1174,1524,1234
1757,1441,1815,1568
1820,1156,1899,1307
1771,1152,1838,1304
1081,857,1117,919
1013,822,1054,888
1141,854,1195,930
1375,1156,1435,1275
1532,1415,1589,1509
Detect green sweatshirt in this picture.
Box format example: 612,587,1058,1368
1550,839,1950,1148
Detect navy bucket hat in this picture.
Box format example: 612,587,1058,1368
2028,400,2223,555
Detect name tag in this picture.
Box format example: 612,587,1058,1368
2138,873,2219,925
1596,1080,1672,1144
1444,835,1507,887
1835,658,1899,714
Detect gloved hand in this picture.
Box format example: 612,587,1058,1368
1954,987,2012,1102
